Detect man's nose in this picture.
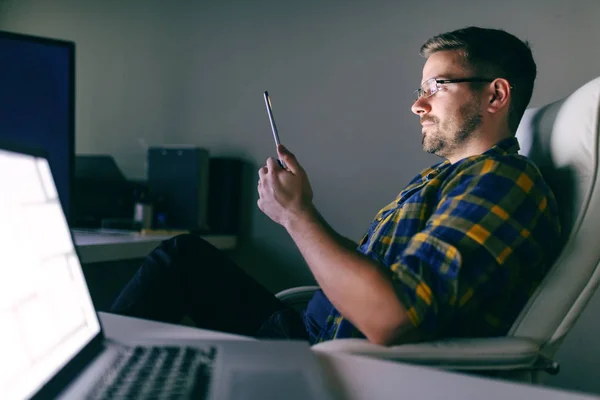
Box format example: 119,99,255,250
411,96,431,115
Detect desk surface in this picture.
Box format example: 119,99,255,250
74,231,237,264
99,312,595,400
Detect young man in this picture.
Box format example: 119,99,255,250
111,27,561,346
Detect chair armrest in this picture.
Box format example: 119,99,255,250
277,287,554,373
275,286,320,310
312,337,545,371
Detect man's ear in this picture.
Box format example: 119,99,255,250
486,78,511,114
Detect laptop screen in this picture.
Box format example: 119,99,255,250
0,148,100,399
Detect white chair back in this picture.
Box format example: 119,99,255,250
512,77,600,354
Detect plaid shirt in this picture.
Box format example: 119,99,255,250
313,137,561,342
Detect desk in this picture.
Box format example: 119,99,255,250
74,231,237,264
99,312,596,400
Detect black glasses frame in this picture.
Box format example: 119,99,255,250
414,77,497,100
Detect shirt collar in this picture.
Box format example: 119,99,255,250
427,137,520,177
483,137,520,156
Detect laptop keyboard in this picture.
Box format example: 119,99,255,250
87,346,217,400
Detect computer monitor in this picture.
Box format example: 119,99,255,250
0,30,75,221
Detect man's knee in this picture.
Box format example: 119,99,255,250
166,233,209,249
163,233,220,263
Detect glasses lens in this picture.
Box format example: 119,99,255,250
413,89,422,101
415,79,437,100
423,79,437,98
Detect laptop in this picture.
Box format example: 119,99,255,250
0,144,333,400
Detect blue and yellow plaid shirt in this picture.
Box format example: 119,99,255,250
310,137,562,343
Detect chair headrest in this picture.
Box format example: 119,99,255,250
516,77,600,236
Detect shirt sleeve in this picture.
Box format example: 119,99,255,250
385,156,556,336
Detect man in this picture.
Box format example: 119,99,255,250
111,26,561,346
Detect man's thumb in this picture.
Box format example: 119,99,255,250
278,145,299,173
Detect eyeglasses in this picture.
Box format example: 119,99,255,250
414,77,495,101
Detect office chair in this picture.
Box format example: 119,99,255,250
276,76,600,383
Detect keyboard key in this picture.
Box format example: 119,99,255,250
87,346,217,400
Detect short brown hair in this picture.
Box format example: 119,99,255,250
420,27,536,133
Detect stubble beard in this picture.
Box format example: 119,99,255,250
422,102,482,159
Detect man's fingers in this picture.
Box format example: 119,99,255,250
266,157,279,171
258,166,268,182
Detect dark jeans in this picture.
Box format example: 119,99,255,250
110,234,310,341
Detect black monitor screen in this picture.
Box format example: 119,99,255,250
0,31,75,220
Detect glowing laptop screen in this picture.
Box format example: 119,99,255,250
0,148,100,399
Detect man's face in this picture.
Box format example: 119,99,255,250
411,50,484,159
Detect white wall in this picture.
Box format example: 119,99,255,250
1,0,600,394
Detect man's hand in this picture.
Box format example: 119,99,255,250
257,145,314,228
257,145,413,345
